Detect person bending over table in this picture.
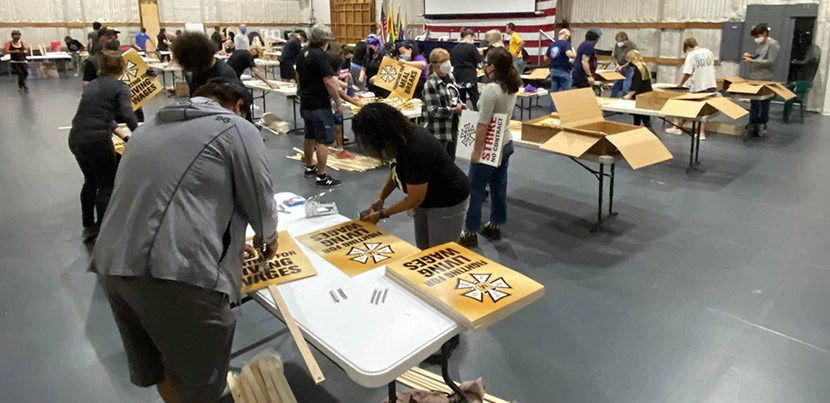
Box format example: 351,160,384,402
4,30,29,92
296,24,343,188
279,31,306,83
544,28,575,112
355,103,471,249
64,35,84,78
360,34,390,97
572,28,601,89
743,23,779,138
622,50,653,128
668,37,717,139
459,47,520,247
68,51,136,240
227,45,276,88
396,41,427,99
132,27,155,52
423,48,463,159
91,77,278,403
451,29,484,110
610,31,637,98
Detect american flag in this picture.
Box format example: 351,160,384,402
424,0,556,64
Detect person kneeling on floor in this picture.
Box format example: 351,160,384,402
90,77,279,403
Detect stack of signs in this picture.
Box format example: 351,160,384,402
372,56,423,100
241,231,317,294
120,49,163,110
455,110,509,167
385,243,545,331
295,220,420,277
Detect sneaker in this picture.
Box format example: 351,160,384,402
458,231,478,247
316,174,342,188
698,132,706,141
757,124,766,138
666,126,683,135
480,222,502,240
336,150,355,159
303,165,317,177
82,225,99,240
73,72,79,77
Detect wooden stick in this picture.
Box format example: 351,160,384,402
226,372,246,403
252,360,283,403
265,357,297,403
267,285,326,384
239,366,263,403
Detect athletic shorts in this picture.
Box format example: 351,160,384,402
102,275,236,403
301,108,336,144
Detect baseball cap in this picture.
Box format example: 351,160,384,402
588,27,603,37
97,27,121,39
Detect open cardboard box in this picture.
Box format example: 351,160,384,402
543,88,672,169
722,76,796,100
521,114,561,144
636,90,686,111
659,92,748,120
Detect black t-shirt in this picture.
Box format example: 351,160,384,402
450,42,482,85
189,59,241,96
629,66,653,95
157,33,168,50
363,51,382,79
352,42,367,67
394,128,471,209
280,38,302,64
82,53,100,82
296,46,334,110
227,49,256,78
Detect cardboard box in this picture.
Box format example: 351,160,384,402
520,114,561,144
722,76,796,100
545,88,673,169
527,68,550,80
659,92,748,120
594,70,625,81
635,90,685,111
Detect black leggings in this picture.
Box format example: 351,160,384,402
458,86,480,111
68,130,119,227
633,114,651,127
11,63,28,88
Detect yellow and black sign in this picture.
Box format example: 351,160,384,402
120,49,163,111
295,220,419,277
241,231,317,294
385,242,545,330
373,56,422,100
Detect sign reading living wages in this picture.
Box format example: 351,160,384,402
241,231,317,294
296,220,419,277
120,49,163,110
373,56,422,100
385,242,545,330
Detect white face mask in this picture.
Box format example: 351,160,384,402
439,60,453,75
754,36,764,44
617,42,625,47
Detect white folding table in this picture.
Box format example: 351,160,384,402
254,58,280,80
247,192,463,401
148,63,184,90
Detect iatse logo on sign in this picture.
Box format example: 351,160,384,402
348,243,395,264
455,273,512,303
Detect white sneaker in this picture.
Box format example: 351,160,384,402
666,126,683,135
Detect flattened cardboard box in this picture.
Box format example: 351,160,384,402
659,92,748,120
594,70,625,82
385,243,545,331
296,220,419,277
545,88,672,169
241,231,317,294
527,68,550,80
722,76,796,100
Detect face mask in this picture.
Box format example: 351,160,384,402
401,55,411,61
754,36,764,44
240,27,247,34
617,42,625,47
440,61,453,75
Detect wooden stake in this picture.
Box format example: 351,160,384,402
241,365,268,403
267,285,326,384
252,361,283,403
226,372,246,403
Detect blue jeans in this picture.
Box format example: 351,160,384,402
549,68,572,112
513,58,528,74
749,99,771,125
611,65,633,98
465,141,514,232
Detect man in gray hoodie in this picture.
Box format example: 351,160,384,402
90,78,279,403
743,23,780,137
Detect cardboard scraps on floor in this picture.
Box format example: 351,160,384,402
286,147,384,173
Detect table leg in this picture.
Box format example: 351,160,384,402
609,163,617,216
688,120,696,171
694,121,702,165
388,381,397,403
440,341,467,403
597,162,604,225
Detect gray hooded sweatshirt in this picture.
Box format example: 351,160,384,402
91,97,278,301
748,37,780,81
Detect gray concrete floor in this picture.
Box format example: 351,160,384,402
2,75,830,403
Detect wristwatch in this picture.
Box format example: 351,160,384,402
379,209,388,220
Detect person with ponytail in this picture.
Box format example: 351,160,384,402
423,48,463,158
622,50,653,127
459,47,521,247
354,103,470,250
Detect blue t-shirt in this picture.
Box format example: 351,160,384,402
134,32,151,49
572,41,597,81
547,40,571,71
